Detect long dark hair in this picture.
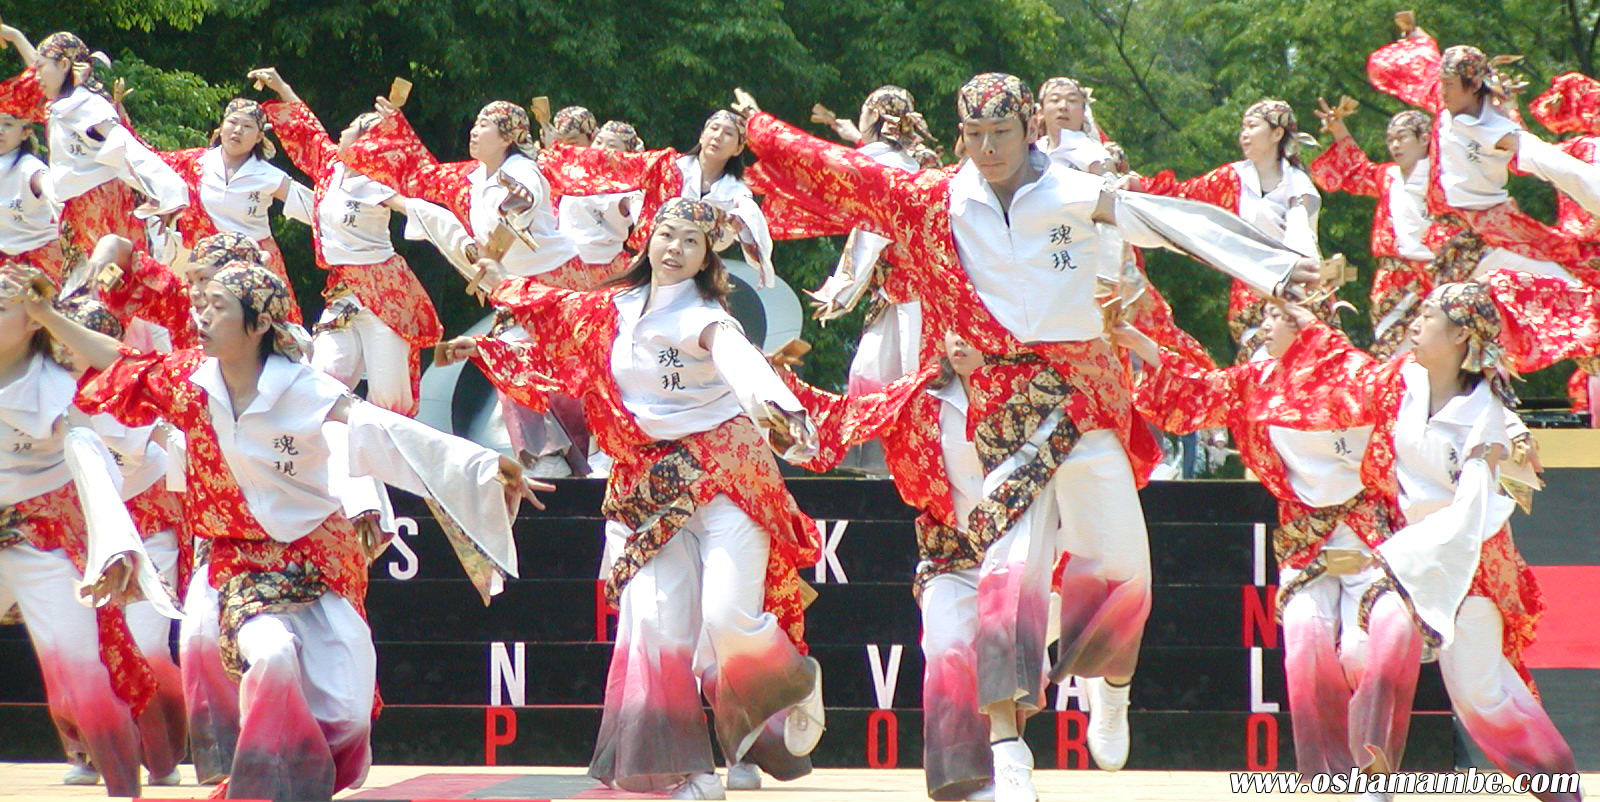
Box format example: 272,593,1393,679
685,141,748,180
607,248,732,310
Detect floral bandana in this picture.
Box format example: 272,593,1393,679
209,98,276,159
1245,99,1319,158
37,32,109,95
1430,282,1518,406
704,109,748,147
1386,109,1432,140
50,295,122,368
212,262,310,361
192,231,264,273
957,73,1034,124
477,101,538,157
550,106,598,140
861,85,933,148
1441,45,1523,102
598,119,644,151
656,197,734,251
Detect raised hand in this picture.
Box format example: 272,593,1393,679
1314,96,1358,140
732,88,761,118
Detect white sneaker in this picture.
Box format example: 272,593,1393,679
62,763,100,786
991,739,1037,802
148,768,182,786
783,657,825,756
669,772,726,799
966,781,997,800
725,761,762,790
1085,676,1131,771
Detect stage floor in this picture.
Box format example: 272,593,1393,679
1,764,1594,800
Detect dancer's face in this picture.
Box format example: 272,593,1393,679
1260,304,1299,359
469,117,514,163
549,130,591,148
1040,87,1087,133
195,281,269,360
960,116,1030,185
32,56,70,100
1238,115,1282,163
0,115,29,156
1385,127,1427,167
943,330,982,377
648,220,708,286
593,130,630,152
1408,300,1469,368
0,290,40,359
698,118,744,162
218,112,264,159
1440,74,1480,116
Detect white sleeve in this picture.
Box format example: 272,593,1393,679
401,197,506,291
705,321,818,461
281,180,316,226
1282,199,1321,259
94,125,188,216
63,427,183,619
730,193,776,288
1516,131,1600,219
1113,189,1305,297
811,228,889,310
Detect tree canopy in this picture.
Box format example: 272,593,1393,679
7,0,1596,397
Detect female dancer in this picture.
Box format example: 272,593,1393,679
595,120,645,152
1119,305,1424,786
1311,103,1435,358
436,198,825,799
23,262,545,801
1258,285,1580,802
0,29,186,265
250,67,442,415
1143,99,1322,360
742,74,1320,798
1035,76,1116,175
544,105,597,148
0,26,63,284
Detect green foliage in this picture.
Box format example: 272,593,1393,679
5,0,1596,400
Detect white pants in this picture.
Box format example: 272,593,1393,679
311,300,415,414
178,565,239,783
920,569,992,799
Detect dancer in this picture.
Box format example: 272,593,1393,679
1258,285,1579,802
436,198,825,799
1311,102,1436,358
742,74,1320,798
543,105,598,148
251,67,442,415
0,27,63,285
1143,99,1322,360
21,262,546,801
0,29,187,266
1035,76,1116,175
595,120,645,152
1118,305,1423,790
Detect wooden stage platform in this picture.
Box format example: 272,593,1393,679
0,763,1594,801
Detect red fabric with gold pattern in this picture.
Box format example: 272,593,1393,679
6,482,160,716
1368,35,1444,112
1,240,67,286
746,112,1161,484
1530,72,1600,136
1482,268,1600,373
58,180,144,268
75,348,369,617
1248,322,1542,671
156,147,216,247
747,160,855,240
467,337,560,413
536,143,685,256
1312,137,1404,261
483,278,821,650
341,108,478,229
100,252,197,350
1553,136,1600,238
126,481,190,593
0,68,46,122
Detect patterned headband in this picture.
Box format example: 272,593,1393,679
1441,45,1523,102
703,109,748,147
598,120,644,151
1244,99,1318,157
37,32,109,94
212,262,307,361
1386,109,1432,140
210,98,277,159
550,106,598,140
1038,77,1085,99
477,101,537,155
1530,72,1600,136
862,85,932,147
192,232,264,272
655,197,734,250
957,73,1035,124
1430,282,1518,407
42,293,121,369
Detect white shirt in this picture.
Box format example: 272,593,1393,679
609,281,744,441
197,147,288,241
949,152,1108,342
0,354,76,505
1437,103,1521,211
1268,425,1373,508
556,189,641,265
1388,159,1435,261
1044,127,1113,173
1392,361,1513,522
189,354,349,542
47,87,122,201
0,151,56,254
929,380,984,526
1235,158,1321,257
83,412,167,501
470,152,578,277
675,155,775,284
317,163,397,266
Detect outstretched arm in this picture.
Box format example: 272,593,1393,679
6,270,121,370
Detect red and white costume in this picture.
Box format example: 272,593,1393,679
264,99,442,415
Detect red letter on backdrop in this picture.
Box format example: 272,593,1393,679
1241,585,1279,648
866,709,899,768
485,706,517,766
1245,712,1278,771
1056,710,1090,769
594,579,616,641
